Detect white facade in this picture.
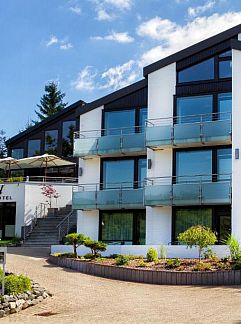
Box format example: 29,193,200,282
0,181,73,238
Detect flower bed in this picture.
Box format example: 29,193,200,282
49,255,241,286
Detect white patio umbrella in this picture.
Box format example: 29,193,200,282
18,154,75,180
0,157,22,178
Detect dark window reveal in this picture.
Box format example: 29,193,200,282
45,130,58,155
104,110,135,135
62,121,76,157
178,58,214,83
28,139,41,157
11,148,24,159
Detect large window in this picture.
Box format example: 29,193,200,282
174,206,231,242
175,147,231,183
178,58,214,83
11,148,24,159
176,95,213,123
62,120,76,157
178,50,232,83
45,130,58,155
218,93,232,119
28,139,41,157
104,107,147,135
100,211,146,245
102,157,146,189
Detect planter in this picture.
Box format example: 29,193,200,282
48,256,241,286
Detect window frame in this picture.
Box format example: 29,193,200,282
27,139,41,157
11,148,24,159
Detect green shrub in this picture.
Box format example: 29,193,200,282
193,262,212,272
4,274,32,295
65,233,89,258
138,260,147,267
115,255,129,266
178,225,217,261
232,261,241,270
11,236,22,244
84,253,96,259
166,258,181,269
146,247,158,262
160,245,167,259
224,235,241,261
6,177,24,183
84,239,107,258
53,252,76,258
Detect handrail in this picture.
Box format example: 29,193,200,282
0,176,78,184
56,210,77,242
145,174,232,185
23,202,49,241
73,180,145,192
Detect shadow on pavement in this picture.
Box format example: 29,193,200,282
7,247,50,259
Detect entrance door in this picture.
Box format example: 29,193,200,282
0,203,16,239
215,207,231,243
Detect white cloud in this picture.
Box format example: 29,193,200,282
72,66,97,91
69,5,82,15
104,0,133,10
96,8,114,21
188,0,215,18
91,31,134,43
45,35,73,50
101,60,138,90
46,35,58,47
137,12,241,66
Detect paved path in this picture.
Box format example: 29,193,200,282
2,247,241,323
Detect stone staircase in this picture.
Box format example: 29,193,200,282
23,205,77,247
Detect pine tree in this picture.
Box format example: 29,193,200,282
35,82,68,122
0,130,7,158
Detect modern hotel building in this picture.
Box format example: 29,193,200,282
69,24,241,255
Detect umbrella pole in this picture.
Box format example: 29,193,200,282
44,159,47,182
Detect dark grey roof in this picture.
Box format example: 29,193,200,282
143,24,241,77
6,99,85,145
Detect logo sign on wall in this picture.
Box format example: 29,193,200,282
0,185,13,201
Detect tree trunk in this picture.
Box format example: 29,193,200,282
74,244,77,258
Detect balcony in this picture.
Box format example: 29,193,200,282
74,126,146,158
146,112,232,149
144,174,232,206
72,182,144,210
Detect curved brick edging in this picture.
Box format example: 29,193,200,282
48,255,241,286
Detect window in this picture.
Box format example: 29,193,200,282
104,110,135,135
102,159,134,189
175,150,212,183
102,157,146,189
178,58,214,83
217,148,232,181
45,130,58,155
174,206,231,242
219,50,232,79
139,108,148,132
62,120,76,157
174,208,212,239
176,95,213,123
11,148,24,159
28,139,41,157
218,93,232,120
100,211,146,245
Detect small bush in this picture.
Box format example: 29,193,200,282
53,252,76,258
108,254,119,259
138,260,147,267
166,258,181,269
146,248,158,262
224,235,241,261
126,255,143,260
84,239,107,258
160,245,167,260
11,236,22,244
193,262,212,272
232,261,241,270
84,253,96,259
4,274,32,295
116,255,129,266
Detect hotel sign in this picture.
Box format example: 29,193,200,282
0,185,13,201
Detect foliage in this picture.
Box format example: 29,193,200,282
41,185,60,208
138,260,147,267
166,258,181,269
115,255,129,266
232,261,241,270
35,82,67,122
0,130,7,159
65,233,88,258
146,247,158,262
203,248,217,260
53,252,76,258
160,245,167,260
83,239,107,258
178,225,217,261
84,253,96,259
193,262,212,272
6,177,24,183
4,274,32,295
224,235,241,261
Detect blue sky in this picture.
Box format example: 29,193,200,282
1,0,241,138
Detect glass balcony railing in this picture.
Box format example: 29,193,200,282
144,174,232,206
72,182,144,210
146,112,232,148
74,126,146,158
